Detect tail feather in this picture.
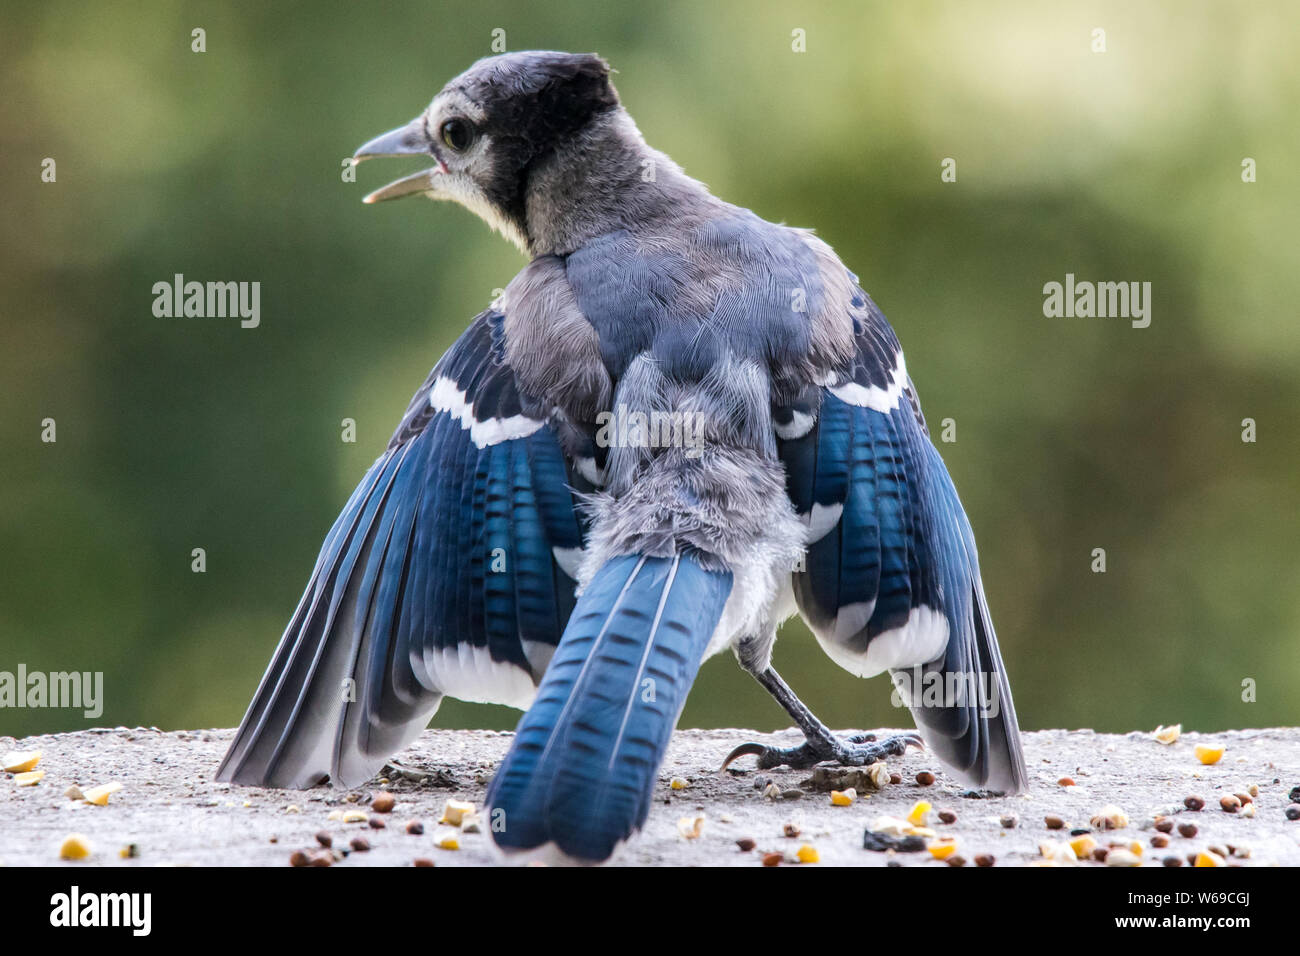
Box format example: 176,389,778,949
486,553,732,862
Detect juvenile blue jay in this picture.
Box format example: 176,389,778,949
216,51,1028,862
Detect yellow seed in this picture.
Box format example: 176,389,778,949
1129,840,1144,857
796,844,820,863
866,761,891,788
1068,835,1097,859
436,832,460,850
327,810,344,821
3,750,42,773
15,770,45,786
82,782,122,805
670,777,688,790
928,838,958,860
439,799,475,826
1152,724,1181,745
906,825,937,838
59,834,92,860
1039,840,1078,864
1194,851,1225,868
1194,744,1225,765
677,815,705,839
1106,848,1142,867
341,810,369,823
1089,804,1129,830
830,788,856,807
907,800,932,826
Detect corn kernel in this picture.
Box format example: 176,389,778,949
1038,840,1078,864
1194,743,1225,765
1152,724,1181,745
439,799,475,826
865,762,890,788
830,788,856,807
670,777,688,790
907,800,932,826
59,834,91,860
796,844,819,863
436,831,460,850
3,750,42,773
1089,804,1129,830
15,770,45,786
341,810,369,823
1068,835,1097,859
82,782,122,805
928,838,958,860
677,815,704,839
1129,840,1144,857
1105,848,1142,867
1194,851,1225,867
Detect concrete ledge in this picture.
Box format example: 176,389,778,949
2,727,1297,866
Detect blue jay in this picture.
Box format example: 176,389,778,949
216,51,1028,862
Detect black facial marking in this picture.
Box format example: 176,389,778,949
453,53,620,235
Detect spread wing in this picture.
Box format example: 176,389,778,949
777,285,1028,791
217,310,588,788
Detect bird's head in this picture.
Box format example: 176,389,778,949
353,51,621,253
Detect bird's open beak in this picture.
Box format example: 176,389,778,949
352,117,448,204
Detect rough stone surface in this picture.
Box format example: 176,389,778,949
2,726,1297,866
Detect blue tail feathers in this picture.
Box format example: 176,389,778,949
485,553,732,862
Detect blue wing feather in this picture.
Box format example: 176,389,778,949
217,310,586,788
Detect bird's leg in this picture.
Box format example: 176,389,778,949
721,666,923,771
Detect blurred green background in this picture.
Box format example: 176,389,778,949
2,0,1297,741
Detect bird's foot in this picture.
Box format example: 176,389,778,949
720,731,924,772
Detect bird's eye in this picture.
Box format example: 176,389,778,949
439,118,475,152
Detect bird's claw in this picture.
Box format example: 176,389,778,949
720,732,924,772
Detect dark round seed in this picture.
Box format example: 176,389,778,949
1177,822,1198,838
349,836,370,852
736,838,757,852
999,814,1018,829
1219,795,1240,813
1151,834,1169,848
916,771,936,786
1154,818,1174,833
1044,814,1065,830
1290,786,1300,803
1285,804,1300,821
314,831,332,848
889,773,903,785
761,852,783,867
1163,856,1182,867
1184,795,1205,811
1092,847,1109,862
309,852,331,867
369,815,387,829
371,792,395,813
1069,828,1091,837
289,850,311,867
974,854,995,867
1058,777,1075,787
945,855,966,867
938,810,958,824
413,857,435,867
405,820,424,835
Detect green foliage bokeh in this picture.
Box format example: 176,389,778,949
2,0,1297,740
